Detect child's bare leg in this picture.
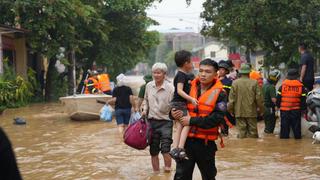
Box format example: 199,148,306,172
178,126,191,148
172,120,183,148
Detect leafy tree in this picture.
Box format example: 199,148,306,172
198,0,320,66
91,1,160,79
0,0,160,101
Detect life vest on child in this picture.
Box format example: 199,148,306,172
84,77,99,94
97,74,111,92
280,79,303,111
187,78,223,143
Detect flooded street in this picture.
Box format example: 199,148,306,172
1,103,320,180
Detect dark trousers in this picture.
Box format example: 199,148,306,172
149,119,173,155
174,138,217,180
221,112,235,135
280,110,301,139
264,106,276,133
303,79,314,92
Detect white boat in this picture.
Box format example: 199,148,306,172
60,94,112,121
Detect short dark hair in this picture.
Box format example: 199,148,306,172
299,42,308,50
200,58,218,71
174,50,192,67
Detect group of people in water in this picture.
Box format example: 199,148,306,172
49,41,316,180
0,42,317,179
106,42,317,180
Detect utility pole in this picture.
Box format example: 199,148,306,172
0,33,3,74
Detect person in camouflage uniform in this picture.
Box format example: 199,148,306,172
263,70,281,134
228,64,264,138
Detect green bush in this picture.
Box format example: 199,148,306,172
0,60,35,109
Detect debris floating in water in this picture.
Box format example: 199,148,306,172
13,117,26,125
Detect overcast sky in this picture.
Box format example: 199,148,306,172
147,0,205,32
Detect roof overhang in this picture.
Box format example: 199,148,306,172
0,24,29,36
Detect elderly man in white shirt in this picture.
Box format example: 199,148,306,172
143,62,174,173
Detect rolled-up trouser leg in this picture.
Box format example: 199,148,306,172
236,118,247,138
247,117,258,138
160,120,173,154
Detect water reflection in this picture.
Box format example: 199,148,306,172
0,103,319,180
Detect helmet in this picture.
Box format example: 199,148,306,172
218,60,231,72
239,64,251,74
268,69,281,82
143,74,153,82
287,68,299,80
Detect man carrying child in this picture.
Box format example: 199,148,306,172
171,58,227,180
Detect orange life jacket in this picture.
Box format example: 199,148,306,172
187,78,223,144
250,71,263,87
84,77,99,94
280,79,303,111
98,74,111,92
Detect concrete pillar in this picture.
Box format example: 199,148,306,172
14,37,27,78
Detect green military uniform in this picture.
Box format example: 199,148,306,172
138,74,152,99
262,81,276,133
138,84,146,98
228,64,264,138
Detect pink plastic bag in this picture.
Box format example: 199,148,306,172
124,118,152,150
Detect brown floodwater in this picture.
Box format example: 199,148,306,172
1,103,320,180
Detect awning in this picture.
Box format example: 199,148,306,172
0,24,29,34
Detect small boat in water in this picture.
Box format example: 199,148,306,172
60,94,112,121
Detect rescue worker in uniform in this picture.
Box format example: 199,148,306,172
276,68,307,139
249,68,264,122
137,74,153,111
171,58,227,180
97,71,112,95
250,70,264,88
263,69,281,134
228,63,264,138
218,60,235,135
84,70,100,94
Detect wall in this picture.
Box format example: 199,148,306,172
204,42,228,61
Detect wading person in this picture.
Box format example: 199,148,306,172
263,70,281,134
299,43,315,91
218,60,235,135
142,63,174,173
137,74,153,111
171,59,227,180
276,68,307,139
169,50,197,161
108,74,137,136
228,63,264,138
